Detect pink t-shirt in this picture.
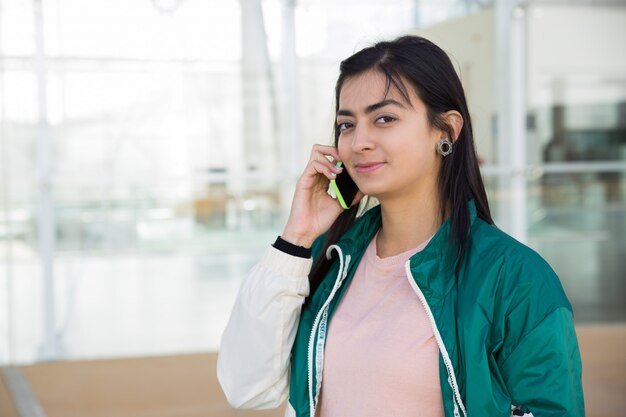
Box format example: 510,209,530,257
316,233,444,417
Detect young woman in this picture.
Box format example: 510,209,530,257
217,36,584,417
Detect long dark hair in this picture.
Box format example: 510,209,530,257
308,35,493,297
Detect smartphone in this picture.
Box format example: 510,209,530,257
329,161,359,210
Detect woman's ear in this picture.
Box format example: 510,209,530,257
442,110,464,142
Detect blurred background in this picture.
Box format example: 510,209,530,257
0,0,624,416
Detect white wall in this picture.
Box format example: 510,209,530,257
413,4,626,165
413,9,496,163
527,5,626,109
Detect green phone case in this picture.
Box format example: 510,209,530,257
330,161,350,210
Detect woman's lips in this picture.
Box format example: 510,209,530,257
355,162,385,173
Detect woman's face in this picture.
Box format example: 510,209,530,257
336,70,444,202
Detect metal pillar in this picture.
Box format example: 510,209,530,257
34,0,61,360
413,0,422,27
495,0,528,242
0,0,16,366
240,0,277,177
279,0,299,216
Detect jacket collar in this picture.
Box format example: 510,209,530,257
334,200,479,296
333,204,382,258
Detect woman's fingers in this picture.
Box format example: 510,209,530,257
307,160,341,181
311,144,340,164
303,145,343,184
280,144,349,245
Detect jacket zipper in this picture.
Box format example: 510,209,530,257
307,245,350,417
404,262,467,417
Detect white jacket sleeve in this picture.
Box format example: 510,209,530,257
217,245,312,409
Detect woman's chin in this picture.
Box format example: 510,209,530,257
358,187,389,201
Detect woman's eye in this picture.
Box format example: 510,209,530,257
376,115,396,124
337,122,353,132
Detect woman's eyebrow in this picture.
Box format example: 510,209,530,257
337,99,406,117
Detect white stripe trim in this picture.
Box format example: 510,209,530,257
307,245,350,417
404,262,467,417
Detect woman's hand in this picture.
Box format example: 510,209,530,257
281,144,363,248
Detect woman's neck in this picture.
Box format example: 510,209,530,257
376,190,442,259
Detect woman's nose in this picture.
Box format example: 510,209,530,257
351,125,375,152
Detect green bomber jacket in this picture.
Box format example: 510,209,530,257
288,201,584,417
